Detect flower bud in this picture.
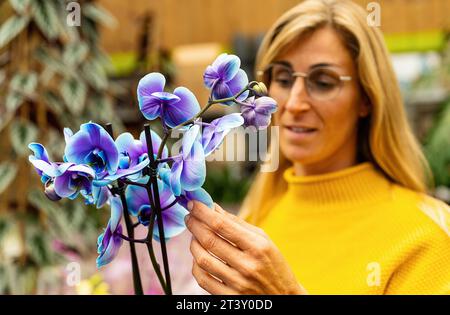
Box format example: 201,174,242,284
252,82,268,96
45,181,61,201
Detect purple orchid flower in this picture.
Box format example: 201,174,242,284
203,53,249,104
64,122,119,176
125,177,188,241
53,164,95,200
158,165,214,209
137,72,200,128
29,143,95,201
179,188,214,210
198,113,244,156
82,185,111,208
29,143,61,184
97,196,124,268
169,124,206,196
93,130,169,186
240,96,277,130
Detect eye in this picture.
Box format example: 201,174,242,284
309,72,339,91
272,70,294,88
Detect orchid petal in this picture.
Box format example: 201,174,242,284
227,69,249,101
153,203,188,241
125,178,150,216
28,143,50,163
164,87,200,128
110,196,123,232
180,141,206,191
169,158,183,196
54,173,76,198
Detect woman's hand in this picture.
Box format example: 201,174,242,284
185,200,307,295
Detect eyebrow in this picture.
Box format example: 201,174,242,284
272,60,341,70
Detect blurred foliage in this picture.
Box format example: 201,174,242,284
0,0,122,294
422,36,450,188
203,165,252,206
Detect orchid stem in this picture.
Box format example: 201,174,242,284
104,123,144,296
145,192,169,295
120,178,148,188
118,233,148,243
144,124,173,295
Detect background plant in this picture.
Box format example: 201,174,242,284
0,0,122,294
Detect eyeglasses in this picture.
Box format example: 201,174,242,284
257,63,352,101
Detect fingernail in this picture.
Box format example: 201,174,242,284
184,214,190,223
187,201,193,211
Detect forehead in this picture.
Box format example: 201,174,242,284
276,26,356,72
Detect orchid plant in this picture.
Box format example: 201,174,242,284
28,53,277,295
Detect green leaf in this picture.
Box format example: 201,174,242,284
9,0,32,14
63,41,88,67
25,222,54,266
88,94,114,122
27,189,72,243
34,46,76,77
83,3,117,27
46,128,65,158
30,0,60,40
42,90,63,115
5,90,24,112
9,72,38,97
0,14,30,48
10,118,38,156
81,59,108,90
60,77,87,115
0,162,18,195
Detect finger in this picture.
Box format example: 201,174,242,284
185,215,245,267
190,238,243,289
189,201,258,250
214,203,268,238
192,262,236,295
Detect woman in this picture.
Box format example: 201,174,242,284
184,0,450,294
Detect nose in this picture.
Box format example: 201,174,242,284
284,77,312,114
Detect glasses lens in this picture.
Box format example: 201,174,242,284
270,64,295,89
307,68,342,101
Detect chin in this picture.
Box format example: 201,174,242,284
281,144,319,165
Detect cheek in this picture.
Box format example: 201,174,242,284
317,90,361,152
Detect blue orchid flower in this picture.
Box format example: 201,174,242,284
198,113,244,156
64,122,119,176
203,53,249,104
82,184,111,208
179,188,214,210
93,130,169,186
29,142,63,183
169,124,206,196
29,143,95,201
125,177,188,241
97,196,124,268
52,164,95,200
240,96,277,130
158,165,214,209
137,72,200,128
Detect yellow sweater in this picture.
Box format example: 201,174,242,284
258,162,450,294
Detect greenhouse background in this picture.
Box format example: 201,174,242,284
0,0,449,294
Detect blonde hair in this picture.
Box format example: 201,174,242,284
239,0,433,225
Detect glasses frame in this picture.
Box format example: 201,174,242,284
257,63,352,101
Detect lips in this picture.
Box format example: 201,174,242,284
284,126,317,133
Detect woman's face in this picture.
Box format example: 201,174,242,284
269,26,369,175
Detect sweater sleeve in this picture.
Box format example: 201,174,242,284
385,198,450,294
